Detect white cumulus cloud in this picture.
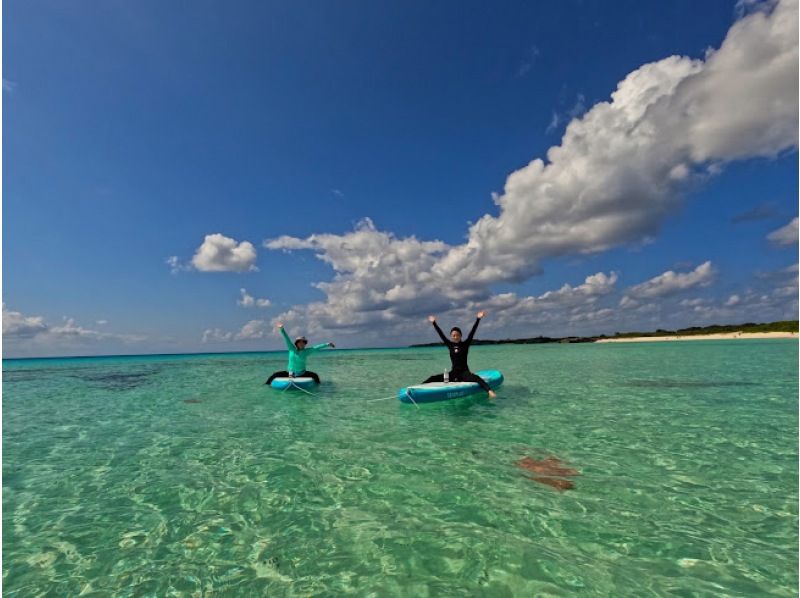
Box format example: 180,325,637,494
3,304,48,338
166,255,191,274
767,216,799,245
3,305,145,348
49,318,111,341
202,319,271,343
477,272,619,327
192,234,258,272
265,218,454,326
725,294,742,306
435,0,796,287
237,288,271,308
623,262,716,301
262,1,797,340
202,328,233,343
235,319,270,340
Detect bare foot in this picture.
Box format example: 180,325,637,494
488,390,497,399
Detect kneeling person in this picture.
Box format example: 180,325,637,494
266,323,334,385
423,311,497,399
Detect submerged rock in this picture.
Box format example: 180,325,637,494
529,476,575,491
515,455,580,491
515,456,578,477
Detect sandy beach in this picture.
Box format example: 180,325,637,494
595,332,798,343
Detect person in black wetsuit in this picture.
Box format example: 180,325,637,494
423,310,497,399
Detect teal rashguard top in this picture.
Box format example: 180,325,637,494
280,328,331,374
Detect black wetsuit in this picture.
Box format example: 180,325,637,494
423,318,491,392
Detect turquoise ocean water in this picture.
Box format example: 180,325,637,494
3,340,798,596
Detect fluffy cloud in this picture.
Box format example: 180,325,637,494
622,262,716,302
654,263,796,325
201,328,233,343
237,288,271,308
48,318,112,341
3,305,145,349
3,304,48,338
192,234,258,272
166,255,190,274
235,319,270,340
474,271,619,329
266,218,454,326
262,1,796,340
755,262,799,299
725,294,741,306
202,319,271,343
767,217,799,245
435,0,796,286
679,298,709,308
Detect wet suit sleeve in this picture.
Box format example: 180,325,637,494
280,328,297,353
432,320,450,345
466,318,481,344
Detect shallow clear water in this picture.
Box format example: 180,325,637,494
4,340,798,596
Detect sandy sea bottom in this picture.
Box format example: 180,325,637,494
3,340,798,596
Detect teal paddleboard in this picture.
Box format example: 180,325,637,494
398,369,503,404
270,376,318,391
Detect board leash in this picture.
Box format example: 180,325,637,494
289,380,318,397
403,389,420,409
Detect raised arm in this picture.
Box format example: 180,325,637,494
466,311,486,343
307,341,335,354
278,324,296,352
428,316,449,344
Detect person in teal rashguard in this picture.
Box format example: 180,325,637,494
265,323,335,385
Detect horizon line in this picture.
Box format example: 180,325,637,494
4,319,796,361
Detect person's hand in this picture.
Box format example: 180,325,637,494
329,342,336,348
428,315,436,323
276,323,284,329
477,311,486,319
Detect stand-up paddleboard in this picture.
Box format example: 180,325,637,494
398,369,503,404
269,377,318,391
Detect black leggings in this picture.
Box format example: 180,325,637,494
423,370,491,392
266,370,320,384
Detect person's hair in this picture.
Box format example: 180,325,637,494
450,327,462,335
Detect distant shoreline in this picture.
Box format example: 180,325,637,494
410,320,799,347
595,331,798,343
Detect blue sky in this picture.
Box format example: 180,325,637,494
4,0,798,357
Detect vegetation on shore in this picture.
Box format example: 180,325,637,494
409,321,799,347
608,320,798,339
